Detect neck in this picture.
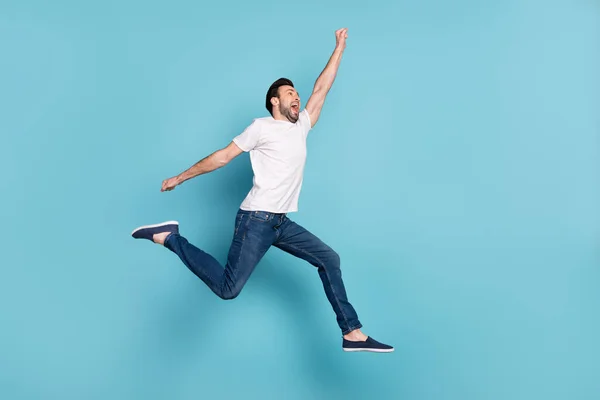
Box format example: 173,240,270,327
272,111,291,123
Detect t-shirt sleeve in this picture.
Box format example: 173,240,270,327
297,109,312,136
232,120,261,152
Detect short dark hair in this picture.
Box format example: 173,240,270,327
266,77,294,115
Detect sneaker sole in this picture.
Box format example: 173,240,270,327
343,348,395,353
131,221,179,236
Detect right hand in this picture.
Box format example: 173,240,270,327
335,28,348,50
161,176,180,192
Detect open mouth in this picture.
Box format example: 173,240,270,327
291,103,299,113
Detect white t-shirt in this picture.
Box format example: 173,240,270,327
232,109,312,213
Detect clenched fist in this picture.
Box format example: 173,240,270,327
161,176,180,192
335,28,348,50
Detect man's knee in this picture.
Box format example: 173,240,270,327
220,286,242,300
326,249,341,270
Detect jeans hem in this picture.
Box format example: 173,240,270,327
342,323,363,336
164,232,178,250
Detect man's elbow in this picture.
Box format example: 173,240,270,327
311,86,328,97
212,150,231,168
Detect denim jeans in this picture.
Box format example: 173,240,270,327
164,209,362,335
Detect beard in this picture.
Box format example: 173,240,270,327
280,103,299,123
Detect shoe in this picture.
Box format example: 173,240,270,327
342,336,394,353
131,221,179,242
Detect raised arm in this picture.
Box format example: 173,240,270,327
304,28,348,127
161,141,243,191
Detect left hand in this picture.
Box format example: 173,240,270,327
161,176,180,192
335,28,348,50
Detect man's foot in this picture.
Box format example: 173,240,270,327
342,336,394,353
131,221,179,245
342,329,394,353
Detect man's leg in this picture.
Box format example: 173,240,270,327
133,210,276,300
273,217,362,335
273,216,394,352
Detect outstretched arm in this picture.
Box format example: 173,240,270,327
161,141,243,191
305,28,348,127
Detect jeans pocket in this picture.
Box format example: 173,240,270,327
249,211,270,222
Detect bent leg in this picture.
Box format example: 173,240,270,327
165,210,275,299
273,218,362,335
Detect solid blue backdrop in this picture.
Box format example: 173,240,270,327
1,0,598,399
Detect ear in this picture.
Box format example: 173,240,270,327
270,96,279,107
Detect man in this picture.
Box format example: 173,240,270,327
132,28,393,353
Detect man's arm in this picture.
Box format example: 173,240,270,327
161,141,243,191
305,28,348,127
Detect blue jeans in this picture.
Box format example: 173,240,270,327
164,209,362,335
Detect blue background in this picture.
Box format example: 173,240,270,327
1,0,598,399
